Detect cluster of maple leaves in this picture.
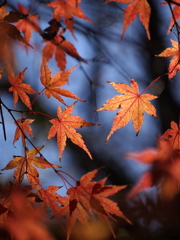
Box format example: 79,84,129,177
0,0,180,239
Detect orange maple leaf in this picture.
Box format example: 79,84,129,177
47,103,100,159
104,0,151,39
15,3,40,44
161,1,180,34
40,60,84,104
125,139,180,200
13,118,34,146
8,66,37,109
161,121,180,150
38,186,68,218
47,0,92,37
96,79,158,142
156,39,180,79
2,147,60,186
0,183,55,240
0,1,33,49
56,168,130,240
42,35,87,71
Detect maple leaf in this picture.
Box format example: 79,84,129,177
156,39,180,79
2,147,60,186
8,66,37,109
15,4,40,44
41,18,62,40
38,186,68,218
56,168,130,240
125,139,180,200
47,103,100,159
160,1,180,34
0,183,56,240
0,0,33,49
13,118,34,146
40,60,84,104
42,35,88,71
47,0,92,37
104,0,151,39
96,79,158,142
161,121,180,150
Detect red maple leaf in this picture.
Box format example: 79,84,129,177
40,60,84,104
125,139,180,200
8,66,37,109
161,121,180,150
47,0,92,37
48,103,100,159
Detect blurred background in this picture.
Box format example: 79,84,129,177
0,0,180,239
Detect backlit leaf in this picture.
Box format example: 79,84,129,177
125,139,180,200
156,39,180,79
104,0,151,39
161,121,180,150
8,66,37,109
40,60,84,104
47,0,93,37
42,35,88,71
2,147,60,186
47,103,100,159
96,79,157,141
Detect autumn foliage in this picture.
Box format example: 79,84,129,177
0,0,180,239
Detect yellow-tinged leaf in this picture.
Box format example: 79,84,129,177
96,79,158,141
2,147,61,185
47,103,100,159
156,39,180,79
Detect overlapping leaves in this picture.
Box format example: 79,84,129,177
37,169,130,240
2,147,60,186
